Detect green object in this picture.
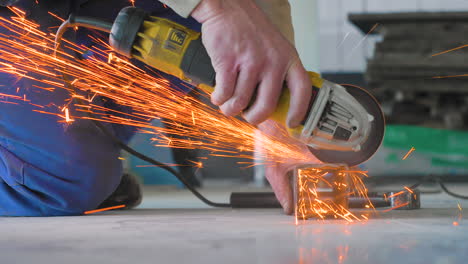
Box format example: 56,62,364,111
362,125,468,175
431,157,468,169
384,153,400,164
384,125,468,156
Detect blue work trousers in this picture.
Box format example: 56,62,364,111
0,1,199,216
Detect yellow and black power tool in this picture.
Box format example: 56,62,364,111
56,7,385,166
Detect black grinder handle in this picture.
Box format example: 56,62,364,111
180,37,216,87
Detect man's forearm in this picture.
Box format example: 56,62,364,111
254,0,294,44
162,0,295,44
159,0,203,18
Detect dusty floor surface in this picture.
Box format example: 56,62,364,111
1,185,468,264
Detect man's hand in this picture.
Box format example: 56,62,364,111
191,0,312,128
258,120,319,214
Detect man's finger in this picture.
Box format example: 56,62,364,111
285,60,312,128
211,65,238,106
220,67,259,116
265,164,294,215
243,69,284,125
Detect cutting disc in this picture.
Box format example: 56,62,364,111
308,85,385,166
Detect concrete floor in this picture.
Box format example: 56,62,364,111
1,185,468,264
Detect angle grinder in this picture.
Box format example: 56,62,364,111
55,7,385,166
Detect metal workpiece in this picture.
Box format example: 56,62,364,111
293,164,421,219
347,190,421,210
293,164,350,220
231,164,421,215
387,189,421,210
230,190,422,210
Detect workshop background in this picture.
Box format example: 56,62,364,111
128,0,468,187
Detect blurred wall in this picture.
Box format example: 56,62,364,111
290,0,320,72
318,0,468,72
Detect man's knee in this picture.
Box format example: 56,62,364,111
36,155,124,216
0,144,123,216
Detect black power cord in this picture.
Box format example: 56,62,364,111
408,174,468,200
54,13,112,53
439,180,468,199
435,177,468,200
91,120,231,208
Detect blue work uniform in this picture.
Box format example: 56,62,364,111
0,0,200,216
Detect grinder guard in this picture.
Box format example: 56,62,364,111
307,84,385,166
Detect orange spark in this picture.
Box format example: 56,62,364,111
453,221,459,226
403,186,414,194
10,7,25,17
383,202,409,212
367,23,379,34
191,111,196,125
47,11,65,22
107,52,114,64
402,147,415,160
345,23,379,59
118,157,126,160
456,203,463,224
63,108,73,123
188,160,203,169
432,44,468,57
433,74,468,79
84,204,125,214
388,191,405,199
